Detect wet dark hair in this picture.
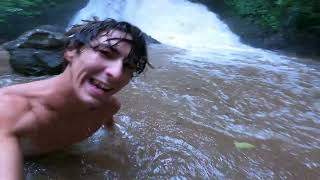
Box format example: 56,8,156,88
65,18,151,76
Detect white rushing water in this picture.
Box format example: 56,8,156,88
68,0,249,51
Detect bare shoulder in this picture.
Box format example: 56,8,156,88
0,90,31,133
102,96,121,129
111,96,121,109
99,96,121,117
108,96,121,114
0,89,30,109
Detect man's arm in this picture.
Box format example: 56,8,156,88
0,94,28,180
0,134,23,180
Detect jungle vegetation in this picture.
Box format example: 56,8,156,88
0,0,84,41
0,0,60,23
225,0,320,34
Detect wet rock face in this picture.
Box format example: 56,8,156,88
2,25,66,76
9,49,64,76
143,33,161,44
3,25,67,50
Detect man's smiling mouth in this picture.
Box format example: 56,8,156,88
89,78,113,92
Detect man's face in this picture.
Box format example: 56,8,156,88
65,30,134,107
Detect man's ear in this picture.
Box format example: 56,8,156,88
64,49,77,63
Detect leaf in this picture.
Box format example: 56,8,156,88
234,141,256,150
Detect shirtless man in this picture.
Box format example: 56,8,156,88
0,19,150,180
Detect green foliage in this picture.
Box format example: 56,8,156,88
225,0,320,33
225,0,282,29
0,0,59,24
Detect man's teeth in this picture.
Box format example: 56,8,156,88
91,79,112,91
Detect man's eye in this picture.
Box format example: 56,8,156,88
99,49,116,58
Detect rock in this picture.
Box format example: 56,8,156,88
263,33,287,49
2,25,66,76
9,49,64,76
143,33,161,44
3,25,67,50
0,48,11,73
0,48,10,63
0,38,7,44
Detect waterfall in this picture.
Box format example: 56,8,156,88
68,0,248,51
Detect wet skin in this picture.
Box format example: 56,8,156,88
0,30,135,180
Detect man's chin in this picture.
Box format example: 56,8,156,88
82,98,103,109
78,85,116,108
80,94,115,109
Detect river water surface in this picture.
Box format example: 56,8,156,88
1,0,320,179
1,44,319,179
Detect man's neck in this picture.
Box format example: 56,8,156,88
38,69,93,114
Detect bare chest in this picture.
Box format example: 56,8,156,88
21,109,107,155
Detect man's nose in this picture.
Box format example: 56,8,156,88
104,60,123,79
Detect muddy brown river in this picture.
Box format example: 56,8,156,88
1,44,319,179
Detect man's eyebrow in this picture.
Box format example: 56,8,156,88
102,38,133,55
104,38,133,45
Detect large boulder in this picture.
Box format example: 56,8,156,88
0,48,11,73
3,25,67,50
8,49,64,76
143,33,161,44
2,25,65,76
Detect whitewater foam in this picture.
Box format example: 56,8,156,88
68,0,249,51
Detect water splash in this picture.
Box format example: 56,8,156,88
69,0,247,51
